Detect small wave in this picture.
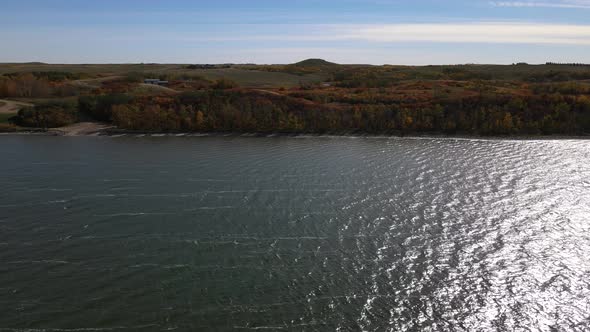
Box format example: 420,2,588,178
94,212,177,217
102,179,141,182
8,260,69,265
184,206,235,211
0,325,159,331
233,327,287,330
129,264,188,270
46,200,69,204
130,263,160,268
78,194,118,198
26,188,72,192
187,178,229,182
0,200,70,208
164,264,189,269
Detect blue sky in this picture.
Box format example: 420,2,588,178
1,0,590,64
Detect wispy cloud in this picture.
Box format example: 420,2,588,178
337,22,590,45
490,0,590,9
165,22,590,46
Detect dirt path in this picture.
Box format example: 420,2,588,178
253,89,318,106
70,76,122,89
54,122,114,136
136,83,178,94
0,99,33,114
253,89,284,96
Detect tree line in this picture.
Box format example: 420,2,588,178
546,62,590,67
0,73,81,98
6,67,590,136
12,87,590,135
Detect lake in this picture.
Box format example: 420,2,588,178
1,135,590,331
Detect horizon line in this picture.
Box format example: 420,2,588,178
0,60,577,66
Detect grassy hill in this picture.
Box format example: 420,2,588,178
293,59,338,67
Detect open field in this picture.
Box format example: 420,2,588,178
372,64,590,80
0,63,183,75
172,68,325,88
0,63,326,88
2,61,590,89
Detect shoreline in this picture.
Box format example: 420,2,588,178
2,125,590,140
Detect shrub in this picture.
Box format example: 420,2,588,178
15,101,77,128
0,123,18,132
212,78,239,90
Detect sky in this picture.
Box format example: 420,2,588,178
1,0,590,65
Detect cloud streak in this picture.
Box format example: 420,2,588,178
338,22,590,45
490,1,590,9
173,22,590,46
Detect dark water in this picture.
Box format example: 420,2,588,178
1,136,590,331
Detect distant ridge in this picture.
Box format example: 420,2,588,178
546,62,590,67
293,59,338,67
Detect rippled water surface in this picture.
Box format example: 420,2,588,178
1,136,590,331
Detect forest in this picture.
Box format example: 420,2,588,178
2,60,590,135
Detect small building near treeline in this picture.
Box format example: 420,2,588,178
144,79,169,86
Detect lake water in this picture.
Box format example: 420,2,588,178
1,135,590,331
